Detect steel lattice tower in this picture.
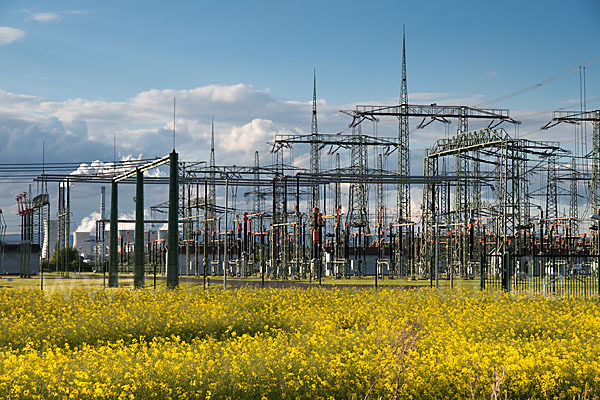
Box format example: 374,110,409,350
592,113,600,214
348,125,368,227
253,151,260,228
541,109,600,251
397,26,410,224
310,69,320,212
208,119,216,219
592,114,600,253
569,157,578,235
395,26,410,276
453,109,469,275
376,153,385,224
334,153,341,214
546,155,558,222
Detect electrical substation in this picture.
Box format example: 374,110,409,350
3,34,600,295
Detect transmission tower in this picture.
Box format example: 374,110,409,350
310,69,320,212
593,112,600,214
253,151,261,232
542,110,600,251
209,119,216,222
376,153,385,224
395,26,410,276
546,155,558,222
569,157,578,236
592,112,600,253
454,108,469,275
334,153,341,214
347,124,368,228
397,25,410,224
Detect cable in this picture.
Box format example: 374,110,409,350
473,54,600,108
513,97,600,121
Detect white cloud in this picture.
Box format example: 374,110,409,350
220,119,292,155
0,90,41,104
0,27,25,45
28,12,61,22
0,83,580,234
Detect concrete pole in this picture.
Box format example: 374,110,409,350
109,179,119,287
134,168,144,288
167,151,179,289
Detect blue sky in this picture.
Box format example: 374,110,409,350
0,0,598,233
1,0,598,107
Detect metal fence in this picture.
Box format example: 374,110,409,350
481,253,600,296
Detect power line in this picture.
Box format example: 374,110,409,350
513,97,600,120
473,54,600,108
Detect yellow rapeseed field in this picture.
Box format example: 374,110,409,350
0,287,598,399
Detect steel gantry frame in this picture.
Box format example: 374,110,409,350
421,127,566,281
20,96,600,290
341,103,519,277
543,109,600,252
36,155,467,282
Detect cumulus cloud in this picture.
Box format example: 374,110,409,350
0,84,346,233
0,82,578,234
23,83,327,164
0,27,25,45
0,114,112,165
220,119,292,155
28,12,61,22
